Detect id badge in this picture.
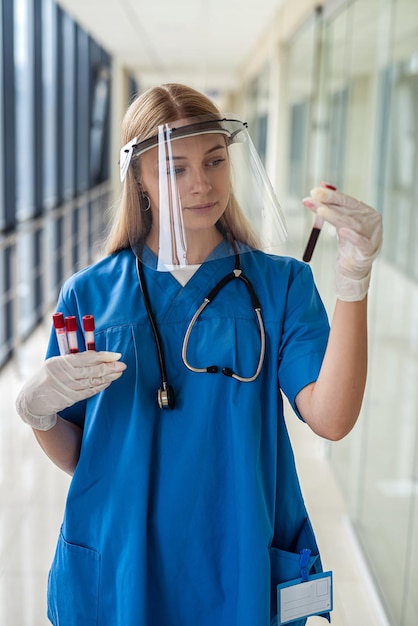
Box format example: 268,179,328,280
277,571,333,624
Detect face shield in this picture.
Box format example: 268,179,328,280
120,116,287,271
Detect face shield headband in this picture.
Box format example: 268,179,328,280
119,118,249,183
120,117,287,271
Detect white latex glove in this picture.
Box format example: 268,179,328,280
303,187,383,301
16,351,127,431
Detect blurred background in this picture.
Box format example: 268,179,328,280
1,0,417,623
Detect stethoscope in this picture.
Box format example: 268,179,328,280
136,253,266,409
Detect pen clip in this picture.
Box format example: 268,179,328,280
299,548,311,582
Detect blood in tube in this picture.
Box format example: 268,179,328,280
52,312,70,356
82,315,96,351
302,225,322,262
302,182,337,262
65,316,79,353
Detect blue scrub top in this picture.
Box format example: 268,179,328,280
45,247,330,626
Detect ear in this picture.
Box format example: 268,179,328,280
135,176,145,191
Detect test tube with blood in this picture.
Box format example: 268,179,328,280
52,312,70,356
82,315,96,351
302,182,337,262
65,316,79,353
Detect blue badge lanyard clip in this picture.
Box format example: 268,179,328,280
299,548,311,582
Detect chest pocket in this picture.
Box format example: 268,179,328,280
85,323,162,428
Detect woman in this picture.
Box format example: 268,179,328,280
16,83,382,626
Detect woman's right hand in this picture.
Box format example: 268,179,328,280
303,186,382,301
15,351,127,431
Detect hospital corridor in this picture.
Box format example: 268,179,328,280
1,0,418,624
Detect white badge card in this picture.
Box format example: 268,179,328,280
277,571,333,625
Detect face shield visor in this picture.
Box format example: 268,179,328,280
120,116,287,271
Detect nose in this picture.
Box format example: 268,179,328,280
189,166,212,194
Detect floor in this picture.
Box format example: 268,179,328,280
1,311,390,626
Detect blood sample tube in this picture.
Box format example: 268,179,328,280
52,312,70,356
82,315,96,351
302,182,337,262
65,316,79,353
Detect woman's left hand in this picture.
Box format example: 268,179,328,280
303,187,383,301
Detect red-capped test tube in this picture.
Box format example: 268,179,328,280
65,316,79,353
52,312,70,356
82,315,96,351
302,182,337,262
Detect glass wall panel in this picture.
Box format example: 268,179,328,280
381,8,418,283
285,1,418,623
61,12,75,200
317,1,418,624
404,408,418,624
0,0,4,231
0,251,4,362
76,26,89,194
14,0,39,334
16,228,35,336
283,12,325,265
321,5,350,191
42,0,57,306
96,50,111,183
286,16,318,199
1,0,16,233
1,0,16,365
244,65,270,164
14,0,35,220
42,0,57,210
89,63,110,186
363,2,418,623
327,0,388,502
0,246,14,364
352,2,418,623
0,0,112,369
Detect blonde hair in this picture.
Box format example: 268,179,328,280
105,83,259,255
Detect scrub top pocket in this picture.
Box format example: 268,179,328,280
269,516,328,626
269,546,318,626
47,528,100,626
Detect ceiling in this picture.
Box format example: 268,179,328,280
56,0,285,94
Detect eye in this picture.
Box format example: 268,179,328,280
167,166,186,176
207,157,226,168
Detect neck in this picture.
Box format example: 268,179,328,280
146,228,223,265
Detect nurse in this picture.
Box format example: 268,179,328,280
16,83,382,626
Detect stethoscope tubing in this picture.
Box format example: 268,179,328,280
181,263,266,382
136,258,175,408
136,251,266,408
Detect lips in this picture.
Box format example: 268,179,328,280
186,202,216,211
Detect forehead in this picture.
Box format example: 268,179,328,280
140,132,228,165
169,132,228,154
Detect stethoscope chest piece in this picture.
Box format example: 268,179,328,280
157,383,175,410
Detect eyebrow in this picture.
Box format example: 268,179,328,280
168,143,226,160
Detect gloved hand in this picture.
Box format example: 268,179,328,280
16,351,127,431
303,187,383,301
